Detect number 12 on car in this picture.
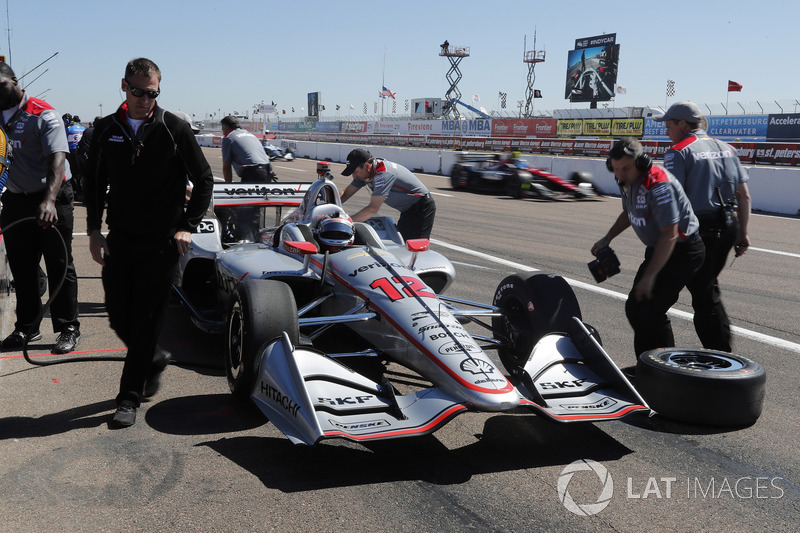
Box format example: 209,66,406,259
370,277,435,302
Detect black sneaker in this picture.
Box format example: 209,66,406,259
1,330,43,352
110,400,137,428
52,326,81,354
143,348,172,398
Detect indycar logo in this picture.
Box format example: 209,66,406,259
260,381,301,417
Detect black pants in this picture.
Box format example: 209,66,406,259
685,215,738,351
103,232,177,406
0,181,80,334
397,194,436,240
625,235,705,358
240,164,275,183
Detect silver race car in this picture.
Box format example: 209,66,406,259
173,164,763,444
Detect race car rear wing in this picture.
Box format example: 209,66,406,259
211,182,313,207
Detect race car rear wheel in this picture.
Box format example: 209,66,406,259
492,272,582,370
226,279,299,399
636,348,766,426
450,165,467,189
505,171,524,198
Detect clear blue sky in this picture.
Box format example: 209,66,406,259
5,0,797,122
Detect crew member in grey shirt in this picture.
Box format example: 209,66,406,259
220,116,276,182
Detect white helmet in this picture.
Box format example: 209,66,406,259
315,217,354,252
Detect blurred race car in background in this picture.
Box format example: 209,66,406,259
262,136,296,161
449,152,599,200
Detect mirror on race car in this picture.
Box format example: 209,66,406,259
406,239,430,252
283,240,318,255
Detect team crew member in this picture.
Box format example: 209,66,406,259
655,101,751,352
86,58,213,428
592,138,705,359
340,148,436,240
220,115,276,183
0,62,82,354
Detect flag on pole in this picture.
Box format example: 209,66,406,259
379,86,396,99
727,80,743,92
666,79,675,97
499,92,507,108
615,84,627,95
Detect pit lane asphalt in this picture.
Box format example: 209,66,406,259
1,149,798,532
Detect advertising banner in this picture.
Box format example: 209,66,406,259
766,114,800,141
707,115,767,141
754,143,800,165
342,121,367,133
406,120,442,135
512,138,543,152
316,121,341,133
582,119,612,136
441,119,492,136
541,139,575,155
557,119,583,136
485,138,513,151
611,118,643,136
491,118,557,138
573,139,613,156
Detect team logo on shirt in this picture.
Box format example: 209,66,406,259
109,135,125,143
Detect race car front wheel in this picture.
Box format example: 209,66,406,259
492,272,582,370
226,279,299,399
636,348,766,426
450,165,467,189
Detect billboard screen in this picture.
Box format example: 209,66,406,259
307,92,320,117
565,33,619,103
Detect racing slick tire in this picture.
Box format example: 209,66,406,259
636,348,766,426
492,272,582,369
226,279,300,399
450,165,467,190
505,171,525,198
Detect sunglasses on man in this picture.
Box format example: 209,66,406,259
125,79,160,99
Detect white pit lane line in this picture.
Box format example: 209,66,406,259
431,238,800,354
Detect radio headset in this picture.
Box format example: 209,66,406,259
606,142,652,173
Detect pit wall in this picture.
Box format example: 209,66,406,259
195,135,800,216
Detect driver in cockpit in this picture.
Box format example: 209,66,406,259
311,208,355,253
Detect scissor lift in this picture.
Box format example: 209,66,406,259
439,43,470,119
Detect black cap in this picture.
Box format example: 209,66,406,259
342,148,371,176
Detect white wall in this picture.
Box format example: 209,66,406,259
197,135,800,216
